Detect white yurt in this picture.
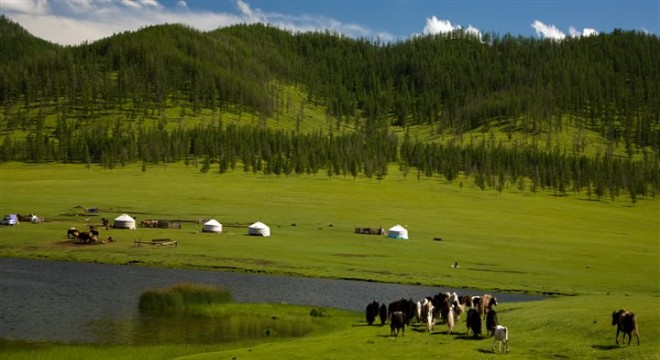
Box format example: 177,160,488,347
387,224,408,240
202,219,223,233
113,214,136,229
248,221,270,237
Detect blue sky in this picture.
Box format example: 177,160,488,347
1,0,657,45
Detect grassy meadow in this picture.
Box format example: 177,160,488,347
0,162,658,359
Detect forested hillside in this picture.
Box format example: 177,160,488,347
0,16,658,201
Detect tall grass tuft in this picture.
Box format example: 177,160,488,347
138,283,232,312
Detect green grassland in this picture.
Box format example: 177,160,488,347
0,162,658,359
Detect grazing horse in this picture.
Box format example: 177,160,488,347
612,309,639,346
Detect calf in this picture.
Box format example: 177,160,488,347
492,325,509,353
612,309,639,345
390,311,405,337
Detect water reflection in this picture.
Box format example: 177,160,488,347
90,312,316,345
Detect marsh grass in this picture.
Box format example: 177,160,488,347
138,283,232,312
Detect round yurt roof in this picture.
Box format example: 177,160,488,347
204,219,221,226
248,221,270,236
249,221,269,229
114,214,135,222
387,224,408,239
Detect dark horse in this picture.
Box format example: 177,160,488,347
612,309,639,345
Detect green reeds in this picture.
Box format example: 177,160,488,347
138,283,232,312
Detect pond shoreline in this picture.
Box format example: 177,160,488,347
0,257,546,344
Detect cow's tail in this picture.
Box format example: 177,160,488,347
631,313,640,345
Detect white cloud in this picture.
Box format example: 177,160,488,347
422,16,482,39
533,20,599,40
531,20,566,40
0,0,392,45
2,0,51,15
569,26,597,37
423,16,459,34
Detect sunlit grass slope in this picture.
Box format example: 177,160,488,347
1,162,657,296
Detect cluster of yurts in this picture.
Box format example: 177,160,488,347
111,214,409,239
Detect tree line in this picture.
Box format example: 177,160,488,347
1,120,656,202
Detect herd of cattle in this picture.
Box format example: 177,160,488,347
66,226,113,244
366,292,509,353
366,292,640,353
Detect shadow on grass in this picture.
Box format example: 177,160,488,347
591,344,620,351
476,349,496,355
454,334,486,341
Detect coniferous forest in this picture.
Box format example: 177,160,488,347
1,16,658,202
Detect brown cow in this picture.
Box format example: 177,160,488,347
612,309,639,345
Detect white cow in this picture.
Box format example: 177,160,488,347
426,304,435,332
492,325,509,353
446,304,455,334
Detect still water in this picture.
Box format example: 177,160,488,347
0,258,545,344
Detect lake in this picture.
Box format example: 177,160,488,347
0,257,545,344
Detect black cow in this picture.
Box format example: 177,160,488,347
612,309,640,345
467,308,482,338
390,311,405,337
365,301,379,325
76,232,92,243
67,228,79,239
486,309,499,337
388,298,415,325
379,303,388,325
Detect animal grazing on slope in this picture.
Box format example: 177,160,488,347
486,309,499,337
390,311,405,337
492,325,509,353
612,309,639,346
